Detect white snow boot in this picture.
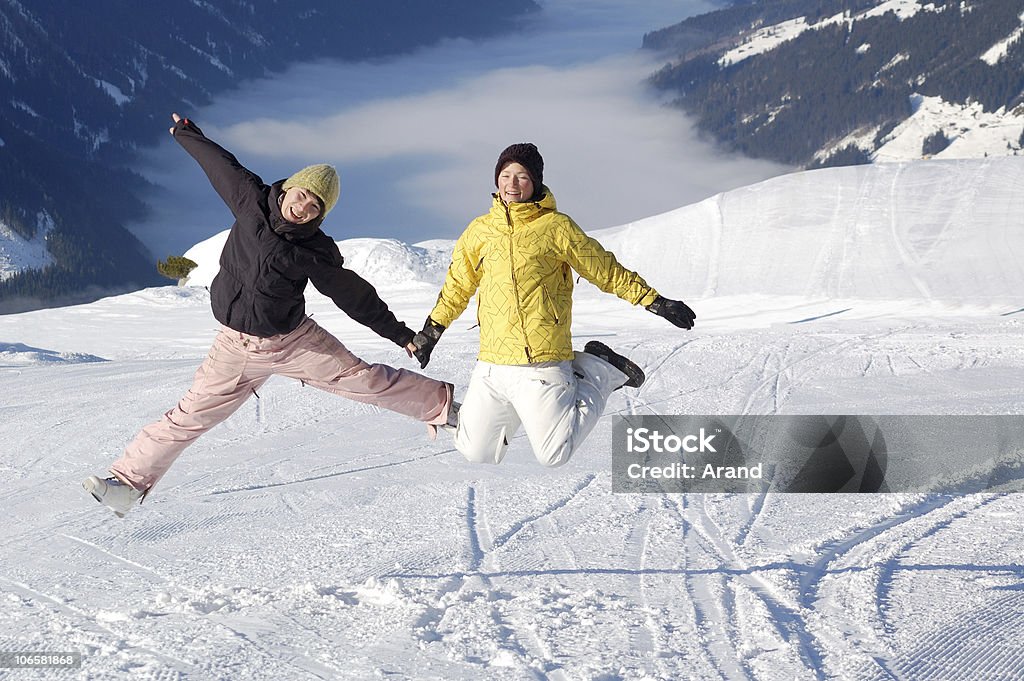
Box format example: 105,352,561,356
83,475,144,518
583,341,646,389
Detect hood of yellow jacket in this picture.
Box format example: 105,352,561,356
489,185,556,227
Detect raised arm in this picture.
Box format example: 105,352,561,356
168,113,265,218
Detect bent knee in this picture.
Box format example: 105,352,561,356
535,443,574,468
456,431,509,466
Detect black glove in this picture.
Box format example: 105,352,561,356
410,317,445,368
172,115,204,137
646,296,696,330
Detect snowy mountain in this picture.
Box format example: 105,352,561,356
646,0,1024,167
3,157,1023,678
0,213,53,281
0,0,538,310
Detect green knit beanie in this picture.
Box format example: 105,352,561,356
283,164,340,216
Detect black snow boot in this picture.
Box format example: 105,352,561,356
583,341,645,389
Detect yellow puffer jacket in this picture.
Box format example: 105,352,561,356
429,187,660,364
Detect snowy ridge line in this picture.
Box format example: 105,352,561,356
178,158,1024,305
207,446,454,495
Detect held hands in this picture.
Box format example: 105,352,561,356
408,318,446,368
646,296,696,330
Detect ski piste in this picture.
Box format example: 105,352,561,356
4,157,1023,678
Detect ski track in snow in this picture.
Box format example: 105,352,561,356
7,312,1023,679
5,307,1024,679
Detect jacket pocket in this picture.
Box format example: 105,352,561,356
540,284,562,325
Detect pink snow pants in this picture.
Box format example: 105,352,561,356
111,317,451,491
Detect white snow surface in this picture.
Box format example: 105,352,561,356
3,158,1024,679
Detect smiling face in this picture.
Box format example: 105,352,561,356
279,186,323,224
497,162,535,204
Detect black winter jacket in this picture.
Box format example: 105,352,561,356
172,119,415,347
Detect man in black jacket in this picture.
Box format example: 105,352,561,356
84,113,454,517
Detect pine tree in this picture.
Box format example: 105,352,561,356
157,256,199,284
922,130,951,157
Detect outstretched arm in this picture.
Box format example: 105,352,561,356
309,257,415,348
560,219,659,306
561,219,696,329
168,113,265,219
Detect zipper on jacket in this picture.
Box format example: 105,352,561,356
504,202,533,363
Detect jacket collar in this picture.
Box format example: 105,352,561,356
490,185,556,226
270,181,324,242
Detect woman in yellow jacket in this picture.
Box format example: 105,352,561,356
411,143,696,467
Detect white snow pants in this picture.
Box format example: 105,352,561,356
452,351,628,468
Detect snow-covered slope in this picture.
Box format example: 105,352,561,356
652,0,1024,166
593,156,1024,304
183,157,1024,306
0,214,54,281
718,0,939,67
2,158,1024,679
